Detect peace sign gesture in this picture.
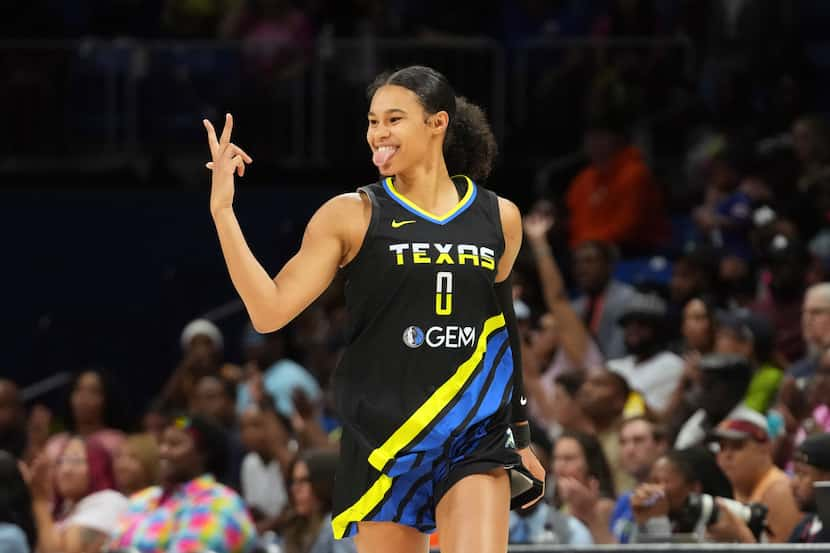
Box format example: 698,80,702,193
203,113,253,215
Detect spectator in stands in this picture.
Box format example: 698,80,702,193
239,400,292,534
0,379,27,459
191,374,245,490
791,282,830,379
675,353,754,449
29,436,128,553
566,109,669,255
0,450,36,553
140,398,170,445
114,434,160,497
793,114,830,195
162,319,241,411
281,449,356,553
715,309,783,413
789,433,830,543
578,371,635,494
45,369,126,462
570,240,635,360
607,293,684,413
236,328,322,420
553,431,616,544
710,410,802,542
112,414,256,553
752,235,809,363
609,416,669,543
669,248,720,314
631,446,733,540
527,371,593,439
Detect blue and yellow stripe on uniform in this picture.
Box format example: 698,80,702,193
331,313,509,538
382,175,477,225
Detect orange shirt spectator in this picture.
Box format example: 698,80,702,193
567,142,669,252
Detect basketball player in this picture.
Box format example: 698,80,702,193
204,65,545,553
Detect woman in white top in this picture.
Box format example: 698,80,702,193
28,436,128,553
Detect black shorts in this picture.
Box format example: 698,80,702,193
331,416,535,538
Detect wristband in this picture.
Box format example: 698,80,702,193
511,423,531,449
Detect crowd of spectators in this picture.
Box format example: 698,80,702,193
4,1,830,552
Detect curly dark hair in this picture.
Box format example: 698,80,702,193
367,65,498,183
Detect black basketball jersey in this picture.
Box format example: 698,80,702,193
335,175,515,480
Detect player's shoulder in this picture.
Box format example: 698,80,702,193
495,196,521,230
312,192,370,224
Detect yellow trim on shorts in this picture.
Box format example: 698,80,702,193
331,313,506,538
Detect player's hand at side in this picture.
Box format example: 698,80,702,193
518,445,546,508
203,113,253,214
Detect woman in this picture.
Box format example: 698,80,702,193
203,64,545,553
0,450,36,553
552,431,616,543
44,369,126,462
112,414,255,553
282,450,356,553
631,447,732,540
114,434,160,496
28,436,128,553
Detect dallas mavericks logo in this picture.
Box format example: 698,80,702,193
402,326,425,348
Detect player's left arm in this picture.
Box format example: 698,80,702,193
495,197,546,507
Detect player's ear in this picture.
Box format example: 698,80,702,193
428,111,449,135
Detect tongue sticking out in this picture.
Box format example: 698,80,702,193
373,148,396,167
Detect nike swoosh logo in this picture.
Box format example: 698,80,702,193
391,219,416,228
520,396,528,406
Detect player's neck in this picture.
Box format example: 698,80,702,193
393,158,458,213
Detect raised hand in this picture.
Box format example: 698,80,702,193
523,213,555,243
203,114,253,215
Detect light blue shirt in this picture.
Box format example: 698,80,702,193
509,502,593,545
237,358,321,417
0,523,30,553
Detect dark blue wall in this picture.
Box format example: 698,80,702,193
1,187,336,418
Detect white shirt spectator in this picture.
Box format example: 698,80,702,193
241,452,288,518
608,352,684,412
61,489,129,536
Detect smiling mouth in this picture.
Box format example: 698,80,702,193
373,145,398,167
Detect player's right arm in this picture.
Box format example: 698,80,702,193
205,114,367,333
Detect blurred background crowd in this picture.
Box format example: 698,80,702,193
5,0,830,552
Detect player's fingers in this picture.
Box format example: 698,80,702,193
229,143,253,164
219,113,233,148
206,161,214,170
232,155,244,177
203,119,219,157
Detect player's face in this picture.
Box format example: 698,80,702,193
367,85,438,176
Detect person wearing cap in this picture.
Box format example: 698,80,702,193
711,410,802,542
607,293,684,414
789,433,830,542
715,308,783,413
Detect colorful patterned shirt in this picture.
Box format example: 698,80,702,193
112,474,256,553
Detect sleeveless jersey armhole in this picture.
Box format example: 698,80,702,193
341,185,379,272
488,190,507,267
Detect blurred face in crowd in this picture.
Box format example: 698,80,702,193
531,313,560,362
623,319,657,357
367,85,442,177
620,419,665,482
158,424,203,486
71,371,105,426
56,438,90,501
802,288,830,350
650,456,699,514
682,299,714,353
577,371,627,424
291,460,321,517
186,334,220,375
553,437,589,484
0,380,22,432
239,406,268,454
714,327,753,359
114,440,154,495
552,382,585,430
573,243,611,295
792,118,827,164
191,376,233,424
716,437,769,491
791,461,830,512
671,260,702,305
